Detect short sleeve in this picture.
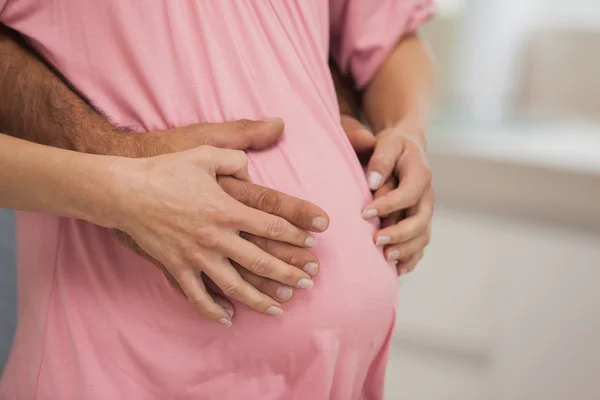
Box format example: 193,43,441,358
0,0,9,21
329,0,435,89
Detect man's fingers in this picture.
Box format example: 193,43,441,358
341,115,376,156
221,235,314,290
201,255,284,317
365,129,404,191
196,118,284,150
240,232,320,277
175,267,232,327
218,176,329,232
234,264,295,303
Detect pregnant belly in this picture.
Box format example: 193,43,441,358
20,132,399,396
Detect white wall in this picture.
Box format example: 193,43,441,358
384,141,600,399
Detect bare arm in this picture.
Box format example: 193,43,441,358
0,24,330,318
362,34,434,147
0,134,124,225
0,24,127,155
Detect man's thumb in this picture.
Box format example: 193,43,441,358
225,118,284,150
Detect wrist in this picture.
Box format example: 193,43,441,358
379,116,428,150
77,155,141,229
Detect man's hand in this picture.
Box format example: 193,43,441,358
109,143,330,327
110,118,329,321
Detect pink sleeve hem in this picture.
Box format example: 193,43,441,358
354,1,436,90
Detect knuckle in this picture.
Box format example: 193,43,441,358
395,229,411,243
424,234,432,246
266,217,284,239
253,277,270,294
406,190,421,206
196,229,220,249
423,167,433,183
187,298,217,319
285,250,300,266
257,190,283,215
221,280,243,299
235,119,255,132
372,155,395,170
290,203,308,225
250,256,272,277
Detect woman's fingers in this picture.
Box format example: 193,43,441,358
396,251,424,276
374,185,434,245
240,232,320,277
218,176,330,233
222,235,314,290
234,264,294,302
175,267,233,327
384,235,429,262
233,203,318,248
200,254,284,317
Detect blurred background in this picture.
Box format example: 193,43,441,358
386,0,600,399
1,0,599,399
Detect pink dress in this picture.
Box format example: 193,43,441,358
0,1,433,399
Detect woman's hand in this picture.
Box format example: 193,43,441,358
341,117,434,276
110,145,319,327
361,124,434,275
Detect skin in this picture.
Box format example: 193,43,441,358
332,34,435,276
0,24,435,322
0,134,314,327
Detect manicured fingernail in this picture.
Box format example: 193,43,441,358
266,306,283,317
217,318,232,327
387,250,400,261
399,267,408,275
362,209,378,219
224,308,235,319
302,262,319,277
376,236,391,246
276,286,293,301
367,172,383,190
312,216,328,231
304,234,317,248
297,278,314,290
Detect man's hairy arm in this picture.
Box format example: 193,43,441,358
0,24,128,155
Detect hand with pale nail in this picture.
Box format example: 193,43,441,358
362,125,434,276
331,36,435,276
109,118,329,324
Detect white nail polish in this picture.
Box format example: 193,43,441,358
225,308,235,319
276,286,293,301
304,234,317,248
312,216,328,231
376,236,391,246
387,250,400,261
367,172,383,190
297,278,314,290
217,318,232,327
302,262,319,276
362,209,378,219
266,306,283,317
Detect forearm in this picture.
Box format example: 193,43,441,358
0,24,126,155
362,34,434,145
0,134,124,227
